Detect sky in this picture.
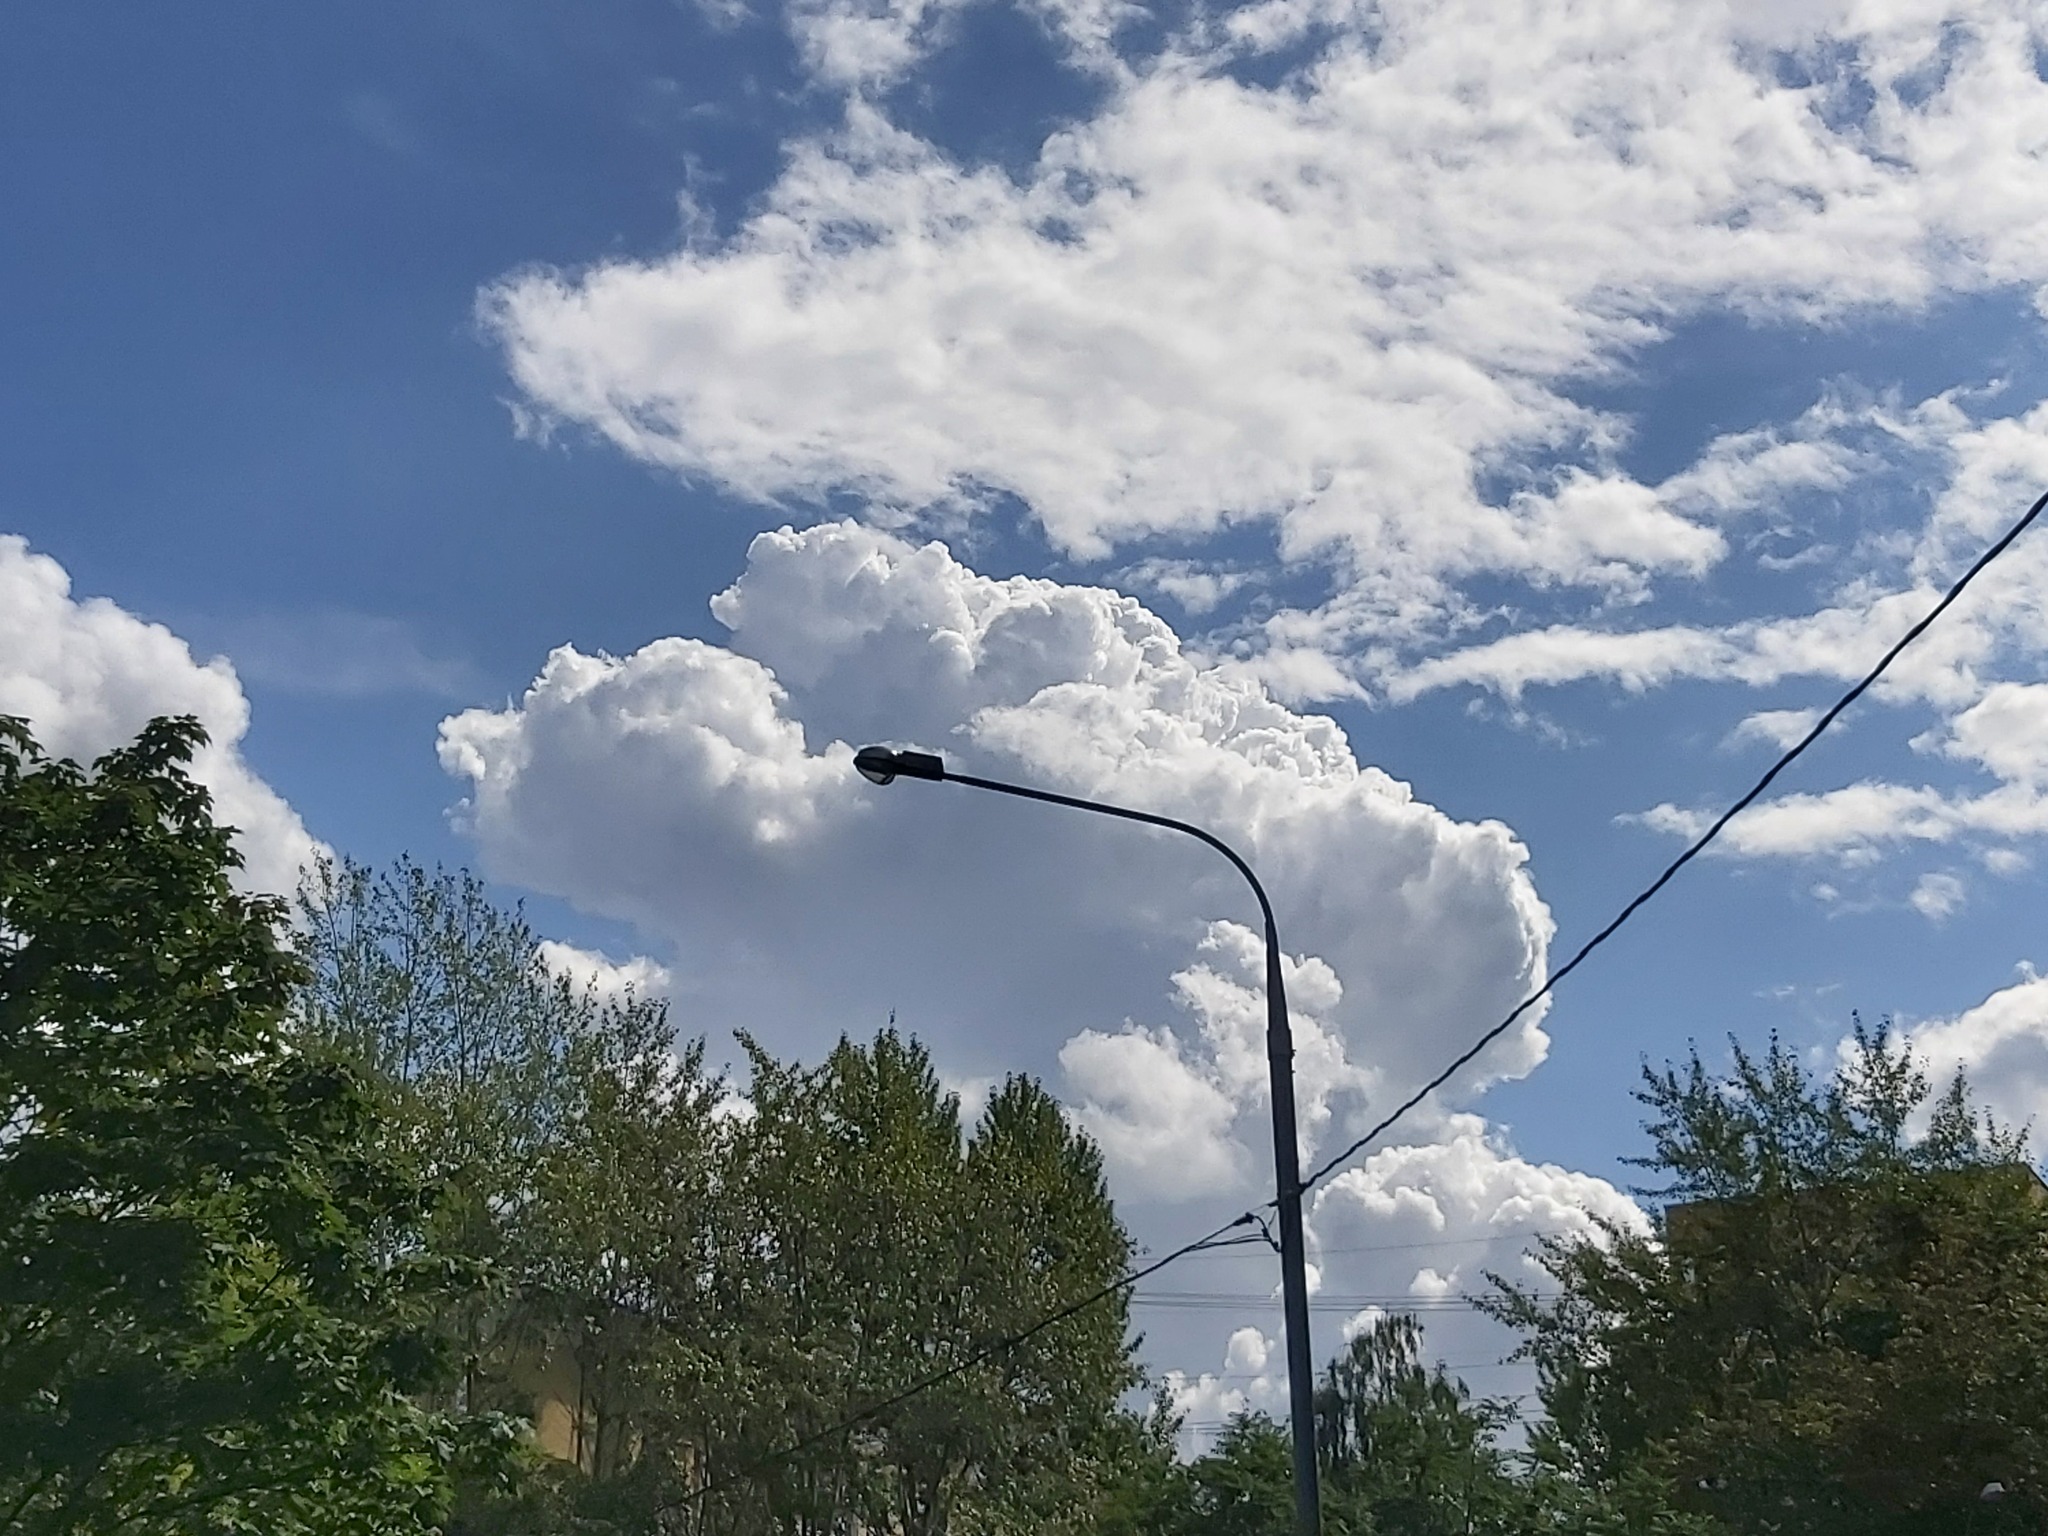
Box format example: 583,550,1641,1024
8,0,2048,1440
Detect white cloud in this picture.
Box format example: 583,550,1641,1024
1113,558,1254,617
487,0,2048,651
440,519,1552,1184
1728,707,1823,751
1387,397,2048,870
1305,1114,1645,1401
942,1070,1001,1126
1162,1324,1285,1449
1631,780,2048,862
1155,1113,1644,1444
0,536,322,895
1391,623,1739,705
1387,394,2048,710
536,939,674,1001
1946,682,2048,786
1898,966,2048,1139
1059,1022,1248,1200
1062,920,1374,1200
437,636,855,876
777,0,1134,90
1309,1115,1645,1298
785,0,957,89
1909,869,1966,919
1982,846,2031,876
1388,559,2005,709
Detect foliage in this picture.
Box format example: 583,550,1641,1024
298,858,721,1487
1492,1024,2048,1535
1132,1315,1548,1536
0,716,519,1536
32,723,2043,1536
297,859,1146,1535
1162,1414,1299,1536
1315,1313,1524,1534
694,1036,1140,1535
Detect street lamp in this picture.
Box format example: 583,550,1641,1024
851,744,1322,1536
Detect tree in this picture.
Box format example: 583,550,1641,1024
296,855,727,1522
0,716,518,1536
959,1074,1145,1531
1493,1024,2048,1535
300,861,1148,1536
1132,1315,1536,1536
1315,1314,1524,1534
706,1032,1142,1536
1163,1415,1299,1536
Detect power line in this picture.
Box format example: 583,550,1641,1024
1172,1225,1581,1258
1132,1291,1543,1313
1313,1226,1576,1257
1298,484,2048,1195
655,483,2047,1506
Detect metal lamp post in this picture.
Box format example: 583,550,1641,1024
852,744,1321,1536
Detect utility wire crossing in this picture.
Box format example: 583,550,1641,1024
1297,482,2048,1195
665,482,2047,1509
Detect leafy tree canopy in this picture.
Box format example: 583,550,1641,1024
0,717,519,1536
1495,1025,2048,1536
297,857,1146,1536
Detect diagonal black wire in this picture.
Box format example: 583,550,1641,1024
657,1210,1258,1514
648,483,2046,1516
1299,484,2048,1195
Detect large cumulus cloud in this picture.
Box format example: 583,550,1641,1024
0,536,321,894
440,520,1554,1189
440,517,1612,1389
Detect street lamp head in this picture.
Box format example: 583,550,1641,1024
854,746,946,786
854,747,899,785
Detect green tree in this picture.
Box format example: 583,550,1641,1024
1136,1315,1540,1536
1165,1415,1298,1536
1493,1024,2048,1535
1316,1314,1523,1534
296,858,706,1428
296,855,728,1523
0,716,518,1535
301,862,1147,1536
959,1074,1145,1531
706,1032,1143,1536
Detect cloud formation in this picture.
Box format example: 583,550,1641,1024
1164,1114,1644,1443
0,536,321,895
536,939,675,1003
462,0,2048,1388
1902,965,2048,1139
440,520,1553,1200
488,0,2048,648
1385,400,2048,883
481,0,2048,901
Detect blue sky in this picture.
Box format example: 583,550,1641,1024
10,0,2048,1427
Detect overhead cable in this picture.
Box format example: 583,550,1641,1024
1298,484,2048,1195
658,484,2047,1512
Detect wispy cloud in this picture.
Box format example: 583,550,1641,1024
201,609,480,700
